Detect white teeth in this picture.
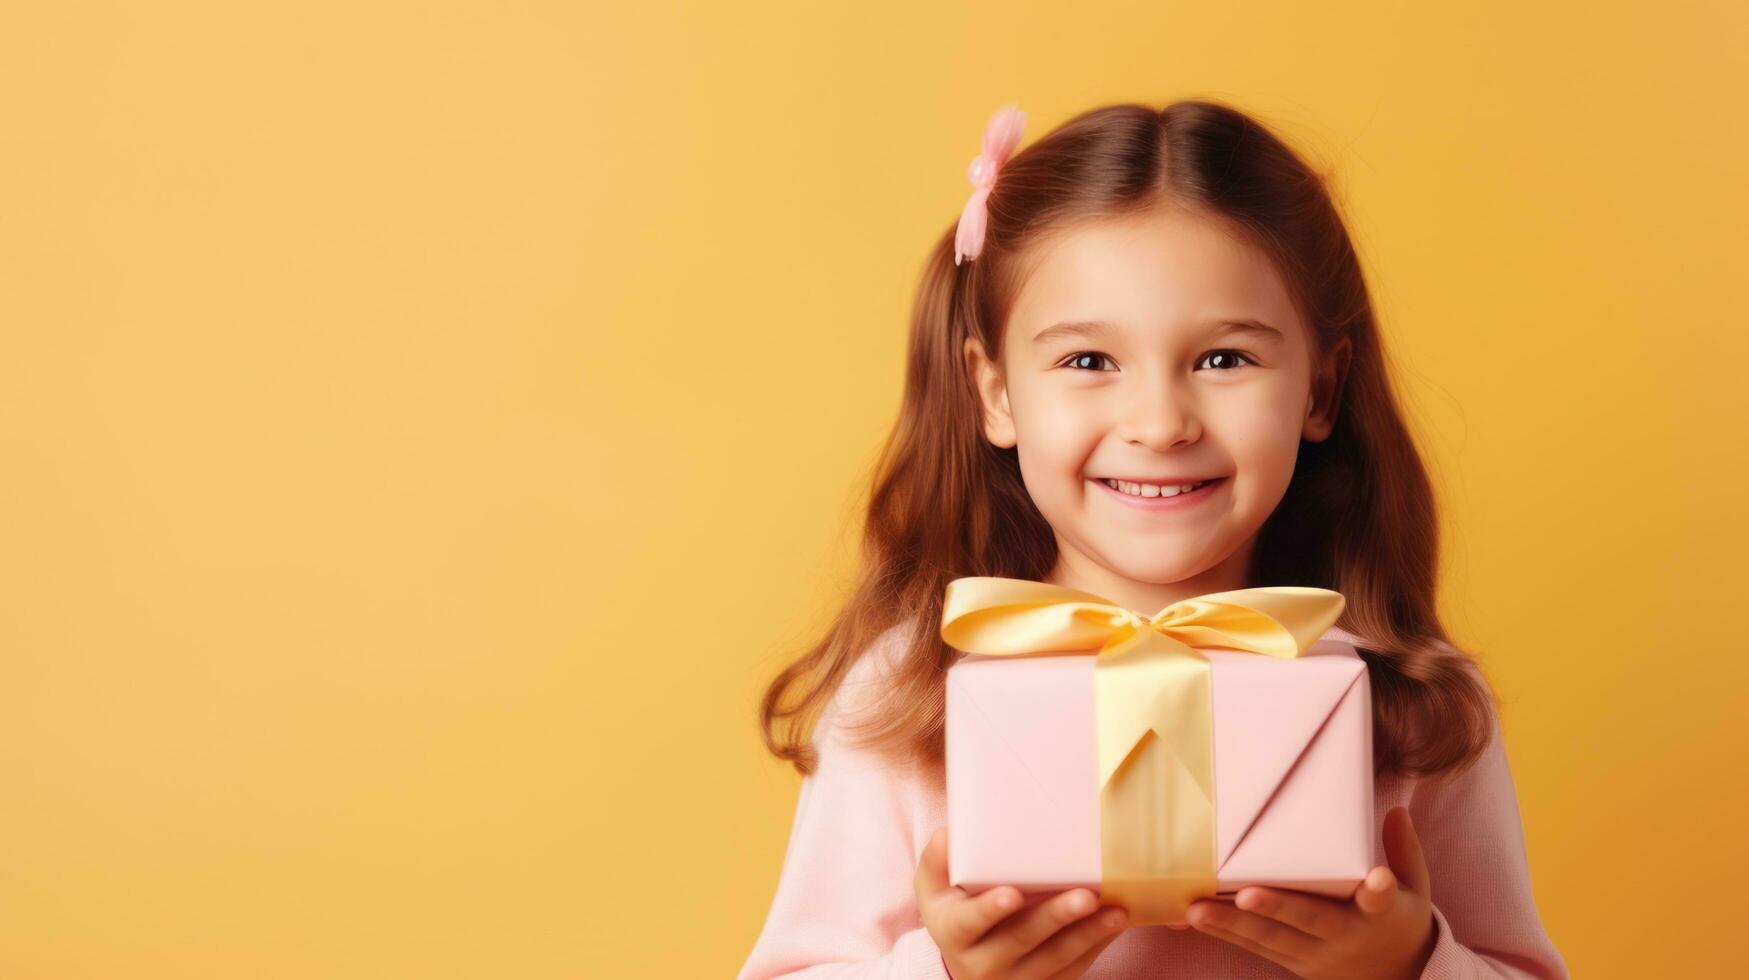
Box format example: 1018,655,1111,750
1100,478,1211,498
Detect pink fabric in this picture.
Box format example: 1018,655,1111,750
738,623,1569,980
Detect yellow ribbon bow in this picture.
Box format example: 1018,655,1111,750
940,576,1346,925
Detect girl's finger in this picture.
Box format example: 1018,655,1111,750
1187,900,1318,960
1353,865,1400,917
1016,904,1128,980
976,887,1103,967
1041,916,1129,980
1383,806,1431,895
1184,919,1300,973
1234,886,1351,939
913,828,953,899
945,885,1026,949
916,829,1023,951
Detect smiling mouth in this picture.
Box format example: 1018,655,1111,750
1095,477,1221,499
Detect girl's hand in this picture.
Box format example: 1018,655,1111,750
1184,806,1438,980
914,827,1131,980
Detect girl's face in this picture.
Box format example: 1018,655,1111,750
965,204,1348,612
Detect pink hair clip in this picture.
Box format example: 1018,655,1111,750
954,104,1027,266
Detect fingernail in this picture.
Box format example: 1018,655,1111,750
997,889,1019,909
1102,910,1126,928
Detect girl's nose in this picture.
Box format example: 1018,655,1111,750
1117,382,1200,450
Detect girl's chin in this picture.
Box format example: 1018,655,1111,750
1095,554,1210,584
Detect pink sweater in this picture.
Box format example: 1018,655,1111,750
739,624,1568,979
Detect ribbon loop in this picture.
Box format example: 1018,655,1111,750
940,576,1345,925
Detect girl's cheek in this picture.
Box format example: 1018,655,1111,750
1016,404,1097,465
1028,397,1102,446
1224,425,1302,522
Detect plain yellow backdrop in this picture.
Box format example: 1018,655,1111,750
2,1,1744,976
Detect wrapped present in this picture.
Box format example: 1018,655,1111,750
942,576,1373,927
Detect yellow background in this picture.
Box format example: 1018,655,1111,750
2,2,1743,976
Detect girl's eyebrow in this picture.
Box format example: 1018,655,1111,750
1213,318,1285,344
1031,317,1284,346
1031,319,1118,345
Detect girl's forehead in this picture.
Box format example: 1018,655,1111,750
1006,211,1304,345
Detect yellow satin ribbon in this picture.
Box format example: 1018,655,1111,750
940,576,1346,925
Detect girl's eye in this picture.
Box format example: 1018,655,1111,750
1060,351,1116,371
1198,350,1255,371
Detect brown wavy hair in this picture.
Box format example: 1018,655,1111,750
758,99,1496,785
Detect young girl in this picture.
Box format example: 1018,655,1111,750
738,101,1567,980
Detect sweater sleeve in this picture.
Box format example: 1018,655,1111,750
737,628,951,980
1408,699,1569,980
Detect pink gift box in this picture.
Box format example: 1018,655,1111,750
946,628,1373,904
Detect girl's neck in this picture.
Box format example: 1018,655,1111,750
1043,539,1257,615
